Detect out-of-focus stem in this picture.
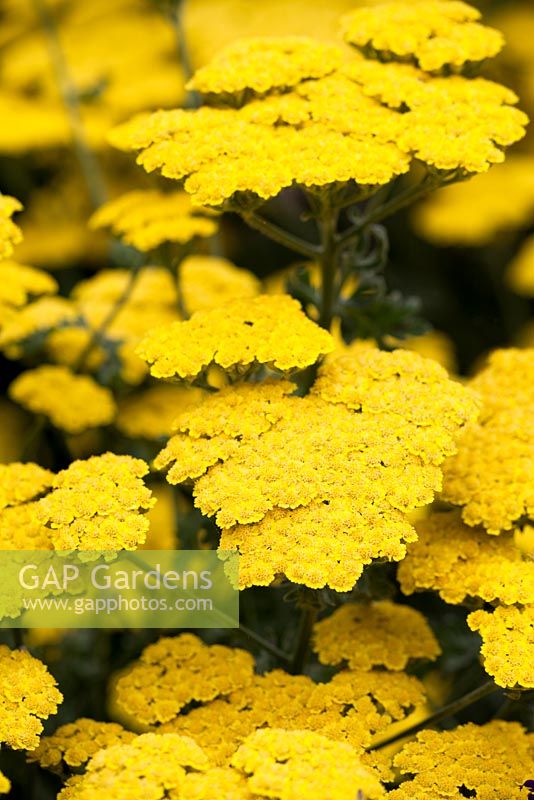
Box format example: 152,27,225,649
33,0,108,210
317,204,339,330
243,212,321,260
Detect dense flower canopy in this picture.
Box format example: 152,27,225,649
109,2,526,209
468,605,534,688
0,645,62,750
28,718,136,771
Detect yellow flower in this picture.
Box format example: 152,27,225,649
313,601,440,671
57,733,209,800
187,36,344,97
0,194,22,260
342,1,504,72
114,634,255,726
231,728,384,800
36,452,154,551
116,384,205,440
399,510,534,605
441,348,534,533
137,295,334,380
179,256,260,315
156,345,477,590
28,718,136,771
89,190,217,252
506,234,534,297
0,773,10,795
414,156,534,246
468,606,534,689
142,483,181,551
0,461,53,510
0,296,78,359
0,645,62,750
390,721,533,799
9,365,116,434
0,259,57,325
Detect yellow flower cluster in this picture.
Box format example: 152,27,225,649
110,3,525,208
179,256,261,315
389,721,533,799
58,732,209,800
507,234,534,297
137,295,334,380
0,194,22,260
231,728,384,800
0,461,53,510
0,462,54,550
9,365,116,434
414,156,534,246
89,190,217,252
441,348,534,533
0,644,62,750
36,452,154,551
0,773,9,795
0,296,79,360
398,510,534,605
29,718,136,772
156,344,477,589
0,259,57,327
187,37,344,96
342,1,504,72
114,634,255,726
313,601,441,671
468,606,534,689
117,384,205,441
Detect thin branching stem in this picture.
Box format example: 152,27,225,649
368,680,500,752
238,624,292,664
242,211,321,260
33,0,108,210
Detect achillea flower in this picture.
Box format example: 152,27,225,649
468,606,534,688
9,365,117,434
156,345,477,590
441,349,534,533
28,718,136,772
0,463,54,550
389,721,533,799
0,195,22,260
313,601,440,671
89,190,217,252
231,728,385,800
414,156,534,246
179,256,260,315
36,453,154,551
114,634,255,726
0,297,79,359
187,36,344,97
57,733,208,800
163,668,426,762
116,384,205,440
0,462,54,510
0,260,57,325
0,645,62,750
398,511,534,605
137,295,334,380
507,235,534,297
342,1,504,72
0,773,9,795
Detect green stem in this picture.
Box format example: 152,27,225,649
318,205,339,330
75,266,141,372
242,212,321,260
32,0,108,210
20,415,46,462
368,680,499,752
290,602,319,674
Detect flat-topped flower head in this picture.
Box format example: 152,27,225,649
36,453,154,551
57,733,209,800
313,601,440,671
179,256,260,315
28,718,136,772
0,462,53,510
117,384,205,441
0,463,54,551
0,260,57,325
342,1,504,73
0,195,22,260
399,510,534,605
155,345,478,590
389,721,533,799
89,190,217,252
9,365,116,434
441,348,534,533
0,645,62,750
468,606,534,689
137,294,334,380
114,634,255,726
231,728,385,800
187,36,344,98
